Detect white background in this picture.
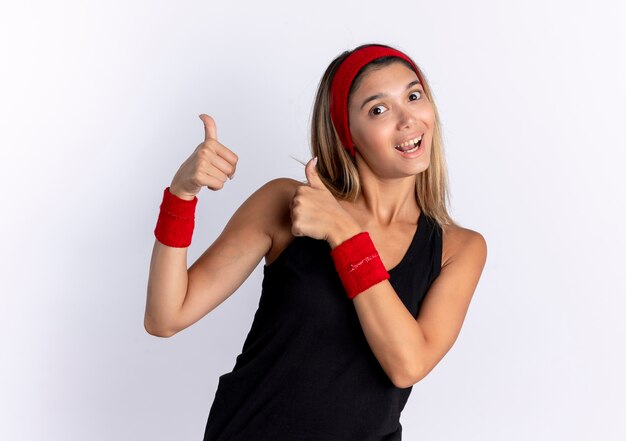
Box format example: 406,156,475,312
1,0,625,439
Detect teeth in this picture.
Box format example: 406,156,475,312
395,135,423,149
400,144,420,154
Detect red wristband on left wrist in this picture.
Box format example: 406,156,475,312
330,232,390,299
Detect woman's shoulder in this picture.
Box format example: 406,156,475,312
254,177,303,207
252,177,304,266
251,176,303,226
250,177,302,200
268,176,305,187
441,222,487,268
230,178,301,240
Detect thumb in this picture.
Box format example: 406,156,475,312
305,157,324,189
199,114,218,141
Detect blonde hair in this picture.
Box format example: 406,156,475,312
305,43,458,229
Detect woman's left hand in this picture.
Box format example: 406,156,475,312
290,157,359,244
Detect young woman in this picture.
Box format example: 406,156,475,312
146,43,487,440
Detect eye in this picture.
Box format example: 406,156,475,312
369,105,388,116
409,90,422,101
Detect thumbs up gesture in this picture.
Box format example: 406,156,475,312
289,157,359,243
169,114,239,200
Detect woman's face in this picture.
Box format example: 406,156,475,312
348,61,435,178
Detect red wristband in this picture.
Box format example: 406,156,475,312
154,187,198,248
330,232,390,299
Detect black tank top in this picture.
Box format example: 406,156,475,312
203,212,443,441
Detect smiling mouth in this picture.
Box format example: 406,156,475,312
394,135,423,152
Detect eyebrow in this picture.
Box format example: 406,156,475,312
359,80,423,110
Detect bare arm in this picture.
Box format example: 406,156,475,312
350,228,487,388
326,221,487,388
144,178,294,337
145,239,191,337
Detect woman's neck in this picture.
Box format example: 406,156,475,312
356,178,419,225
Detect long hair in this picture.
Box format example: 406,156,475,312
308,43,457,229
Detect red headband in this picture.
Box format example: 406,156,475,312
329,45,424,157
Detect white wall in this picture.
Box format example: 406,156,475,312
1,0,625,439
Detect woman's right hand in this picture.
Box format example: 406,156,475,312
169,114,239,200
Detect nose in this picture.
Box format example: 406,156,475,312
396,105,416,129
